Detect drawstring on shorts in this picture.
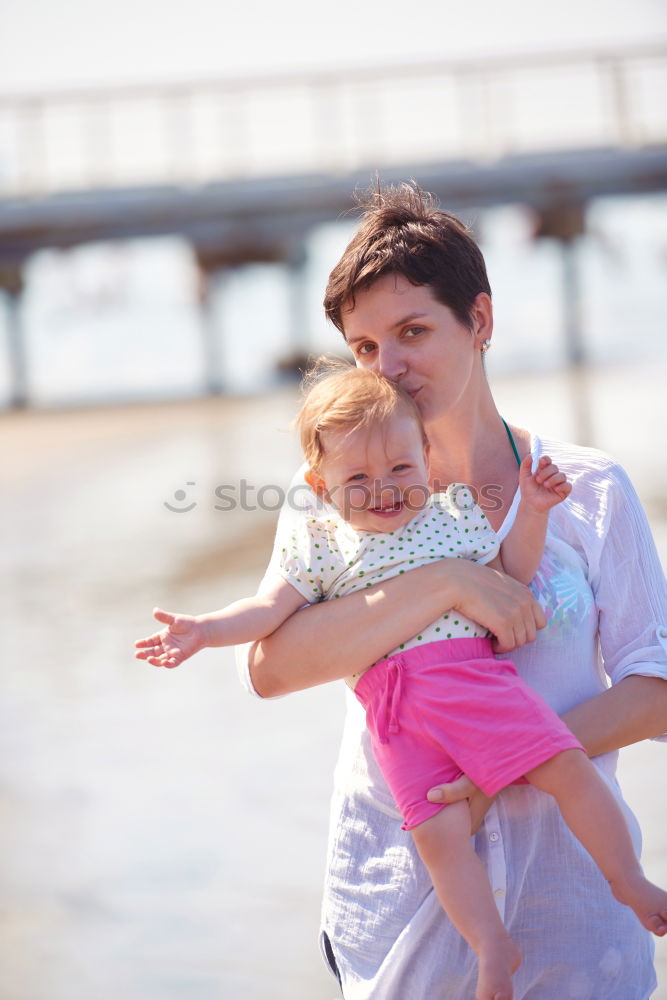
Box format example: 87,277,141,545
376,657,404,745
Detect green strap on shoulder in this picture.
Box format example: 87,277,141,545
501,418,521,469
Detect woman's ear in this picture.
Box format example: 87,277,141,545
305,468,328,498
470,292,493,344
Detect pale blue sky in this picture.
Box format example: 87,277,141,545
1,0,666,92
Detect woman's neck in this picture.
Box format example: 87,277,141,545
426,393,529,527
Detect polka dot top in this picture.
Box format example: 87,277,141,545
277,485,499,658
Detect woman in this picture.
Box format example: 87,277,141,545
238,184,667,998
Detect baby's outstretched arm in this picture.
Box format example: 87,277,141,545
134,576,305,668
499,454,572,585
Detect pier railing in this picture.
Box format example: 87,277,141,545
0,44,665,197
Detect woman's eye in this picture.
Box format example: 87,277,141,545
357,342,375,356
404,326,423,338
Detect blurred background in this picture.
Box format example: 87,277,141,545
1,1,666,997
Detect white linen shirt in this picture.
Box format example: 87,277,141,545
237,435,667,1000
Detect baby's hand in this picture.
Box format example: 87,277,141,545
519,454,572,514
134,608,206,668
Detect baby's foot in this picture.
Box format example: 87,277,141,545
476,937,522,1000
611,874,667,936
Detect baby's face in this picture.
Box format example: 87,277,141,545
317,411,430,533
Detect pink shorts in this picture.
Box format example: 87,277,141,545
354,637,584,830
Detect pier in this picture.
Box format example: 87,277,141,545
1,43,666,405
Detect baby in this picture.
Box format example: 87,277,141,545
135,363,667,1000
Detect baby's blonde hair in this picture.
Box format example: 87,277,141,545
296,357,426,473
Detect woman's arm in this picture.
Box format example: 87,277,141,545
249,558,546,697
572,459,667,753
561,675,667,756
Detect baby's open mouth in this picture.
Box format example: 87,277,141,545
370,500,404,517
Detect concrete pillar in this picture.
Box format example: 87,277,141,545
0,264,28,408
560,236,584,368
534,202,587,367
286,242,310,359
533,202,593,444
194,248,226,396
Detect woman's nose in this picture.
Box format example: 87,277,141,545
376,345,407,381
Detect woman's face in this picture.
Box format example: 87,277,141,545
342,273,489,428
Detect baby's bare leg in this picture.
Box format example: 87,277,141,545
526,749,667,935
411,802,521,1000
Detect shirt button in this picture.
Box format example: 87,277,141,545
658,627,667,639
494,888,505,897
489,831,500,843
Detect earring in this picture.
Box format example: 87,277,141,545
480,339,491,354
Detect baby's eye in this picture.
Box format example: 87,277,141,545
393,464,410,472
347,473,367,482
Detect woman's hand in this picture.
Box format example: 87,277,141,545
427,775,495,834
250,558,545,697
448,559,545,653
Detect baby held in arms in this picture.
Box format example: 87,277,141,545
135,362,667,1000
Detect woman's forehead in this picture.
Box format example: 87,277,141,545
343,276,439,335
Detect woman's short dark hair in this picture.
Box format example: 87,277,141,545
323,182,491,334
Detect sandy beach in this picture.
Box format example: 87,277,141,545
2,361,666,999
